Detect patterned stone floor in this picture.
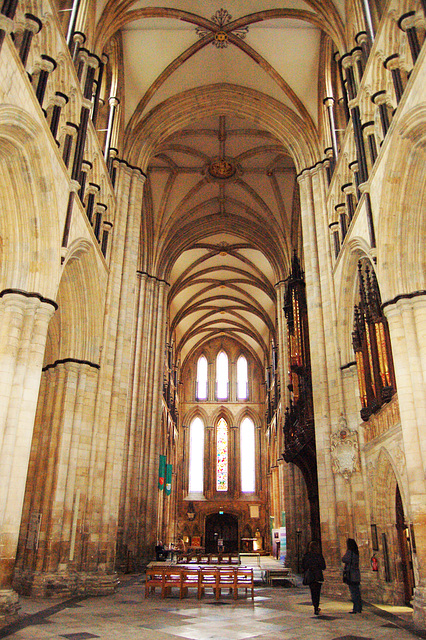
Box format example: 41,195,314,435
0,574,425,640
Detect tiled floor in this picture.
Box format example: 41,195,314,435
0,573,425,640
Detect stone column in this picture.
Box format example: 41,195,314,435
398,12,421,65
13,360,100,596
372,91,391,139
297,164,349,577
384,54,404,104
34,55,57,108
137,278,169,561
18,13,42,68
383,294,426,627
0,290,57,624
48,92,69,142
79,161,146,591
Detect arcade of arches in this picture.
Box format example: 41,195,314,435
0,0,426,631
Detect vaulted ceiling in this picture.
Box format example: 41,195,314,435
96,1,347,365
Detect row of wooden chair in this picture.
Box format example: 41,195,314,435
177,553,239,565
145,566,254,600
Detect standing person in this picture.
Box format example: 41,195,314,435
342,538,362,613
302,540,326,615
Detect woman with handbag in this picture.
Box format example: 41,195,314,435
342,538,362,613
302,540,326,615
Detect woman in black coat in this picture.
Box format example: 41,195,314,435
342,538,362,613
302,540,326,615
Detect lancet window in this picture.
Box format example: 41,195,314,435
352,260,396,421
189,417,204,493
216,417,228,491
216,351,229,400
240,417,255,493
196,355,208,400
237,355,248,400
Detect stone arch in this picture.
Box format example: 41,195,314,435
336,238,376,363
183,406,209,429
0,105,61,297
211,406,234,428
44,240,104,365
372,447,411,601
375,448,401,526
377,105,426,302
235,406,261,427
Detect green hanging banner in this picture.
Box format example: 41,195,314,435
158,454,166,490
165,464,172,496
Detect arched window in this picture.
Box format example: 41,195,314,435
237,355,248,400
216,351,228,400
189,417,204,494
196,355,208,400
240,417,255,492
216,417,228,491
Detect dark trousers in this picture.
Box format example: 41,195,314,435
309,581,322,612
349,582,362,612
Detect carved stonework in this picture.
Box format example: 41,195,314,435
363,395,400,443
196,9,249,48
331,418,360,480
395,444,406,476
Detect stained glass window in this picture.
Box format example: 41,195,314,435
240,417,255,492
216,417,228,491
237,355,248,399
216,351,228,399
196,355,208,400
189,417,204,493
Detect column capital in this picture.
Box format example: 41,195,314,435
361,120,375,136
0,288,58,310
87,53,101,70
341,182,355,195
81,159,92,172
371,90,388,106
23,13,42,34
351,46,363,63
87,182,100,195
398,11,417,32
323,96,335,108
0,15,14,34
39,54,57,72
340,53,353,69
355,31,368,46
384,53,400,71
108,96,120,108
72,31,86,46
382,290,426,314
52,91,69,107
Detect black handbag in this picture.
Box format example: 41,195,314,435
343,553,352,584
303,568,312,585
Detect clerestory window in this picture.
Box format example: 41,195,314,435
216,351,228,400
237,355,248,400
196,355,208,400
